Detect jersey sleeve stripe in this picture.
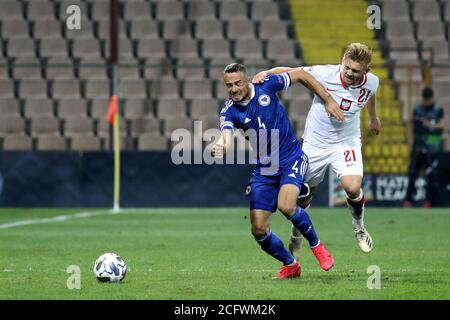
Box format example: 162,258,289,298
220,121,234,130
281,72,291,90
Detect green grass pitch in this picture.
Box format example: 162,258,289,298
1,207,449,300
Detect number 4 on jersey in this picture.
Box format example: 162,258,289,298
258,116,266,129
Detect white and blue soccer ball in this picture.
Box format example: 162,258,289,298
93,252,127,282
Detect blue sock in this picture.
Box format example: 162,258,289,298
255,230,295,266
288,206,320,248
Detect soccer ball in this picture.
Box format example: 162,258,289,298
93,252,127,282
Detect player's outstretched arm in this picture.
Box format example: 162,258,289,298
252,67,294,84
212,129,233,158
367,95,381,135
288,68,344,121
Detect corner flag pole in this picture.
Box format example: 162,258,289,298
109,0,120,212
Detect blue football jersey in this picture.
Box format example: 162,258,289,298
219,73,303,172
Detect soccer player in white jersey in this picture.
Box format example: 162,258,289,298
253,43,381,255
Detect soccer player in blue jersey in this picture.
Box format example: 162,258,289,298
212,63,343,279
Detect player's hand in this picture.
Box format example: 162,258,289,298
251,71,268,84
212,143,225,158
369,117,381,135
325,99,344,121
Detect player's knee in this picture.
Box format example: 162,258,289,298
277,202,296,216
345,185,361,199
251,224,270,239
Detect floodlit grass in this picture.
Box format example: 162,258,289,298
1,208,449,299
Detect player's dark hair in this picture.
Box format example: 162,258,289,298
422,87,433,99
223,63,247,75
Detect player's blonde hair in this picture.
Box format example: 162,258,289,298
343,43,372,71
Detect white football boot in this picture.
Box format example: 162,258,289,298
349,206,373,253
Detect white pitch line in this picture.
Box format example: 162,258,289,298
0,210,115,230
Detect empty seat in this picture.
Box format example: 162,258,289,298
70,135,102,151
137,39,167,59
26,1,55,21
120,79,148,99
138,133,168,150
104,38,135,59
169,39,199,59
123,99,153,119
416,21,446,41
90,98,109,119
39,38,68,58
1,20,30,39
36,134,66,150
188,1,216,21
234,39,263,59
130,117,161,137
45,57,75,79
385,21,414,41
33,20,62,39
0,2,24,21
421,40,450,61
64,117,94,137
2,134,33,150
77,58,108,80
19,79,48,98
150,79,181,99
176,59,205,79
227,19,255,40
84,79,110,98
412,0,441,21
57,99,87,118
0,79,15,98
157,99,187,119
259,20,287,39
194,20,223,40
183,79,213,99
219,2,248,21
190,98,218,117
91,1,112,21
202,39,231,59
251,1,279,21
381,1,410,21
24,98,54,118
52,79,81,99
0,98,20,117
96,20,127,40
71,39,102,59
266,39,297,60
7,38,37,58
118,60,141,79
164,117,193,136
0,116,26,136
129,20,160,40
155,1,184,21
13,58,42,79
144,58,174,79
122,1,151,21
30,116,61,136
162,21,192,39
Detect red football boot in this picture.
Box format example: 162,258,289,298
311,243,334,271
274,260,301,279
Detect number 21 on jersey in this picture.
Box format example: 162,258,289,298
344,149,356,166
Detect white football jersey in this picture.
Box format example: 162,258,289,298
300,64,379,147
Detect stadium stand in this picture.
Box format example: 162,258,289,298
0,0,448,175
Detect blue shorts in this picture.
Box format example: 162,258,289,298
245,153,309,212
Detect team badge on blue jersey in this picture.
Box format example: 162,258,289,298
258,94,271,107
